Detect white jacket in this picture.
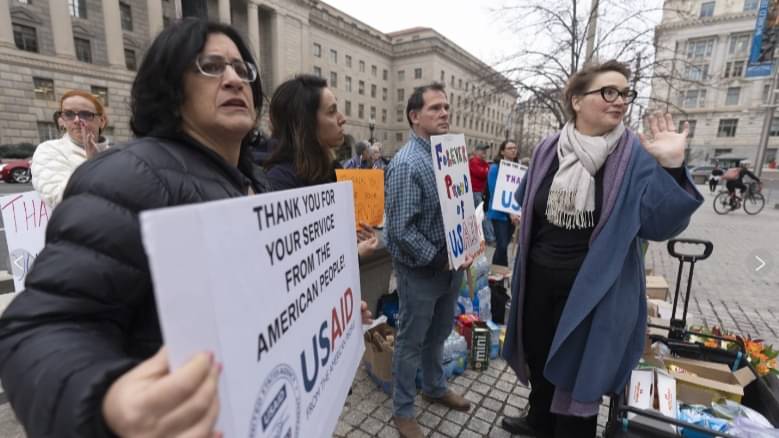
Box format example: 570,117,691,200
31,134,87,208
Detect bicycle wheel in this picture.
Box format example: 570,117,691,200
743,193,765,215
713,192,732,215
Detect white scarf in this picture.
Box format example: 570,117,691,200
545,122,625,229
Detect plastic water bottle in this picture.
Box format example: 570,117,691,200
477,287,492,322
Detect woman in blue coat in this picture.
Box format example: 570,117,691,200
500,60,702,437
486,140,520,266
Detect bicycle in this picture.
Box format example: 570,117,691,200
713,182,765,215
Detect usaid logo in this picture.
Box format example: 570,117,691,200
249,364,301,438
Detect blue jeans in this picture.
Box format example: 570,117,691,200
473,192,495,243
491,219,515,266
392,263,463,418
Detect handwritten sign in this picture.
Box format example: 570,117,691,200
430,134,481,269
335,169,384,227
1,191,50,291
140,182,363,438
491,160,528,215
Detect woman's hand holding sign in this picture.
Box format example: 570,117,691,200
102,347,223,438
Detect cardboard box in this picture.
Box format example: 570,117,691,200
646,275,670,301
627,360,678,433
662,357,754,405
363,323,395,394
470,321,490,371
627,369,653,413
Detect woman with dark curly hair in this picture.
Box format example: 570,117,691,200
0,19,268,437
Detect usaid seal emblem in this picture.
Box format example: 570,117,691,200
249,364,301,438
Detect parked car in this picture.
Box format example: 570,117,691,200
690,165,715,184
0,160,32,184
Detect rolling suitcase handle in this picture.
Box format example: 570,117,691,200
666,239,713,340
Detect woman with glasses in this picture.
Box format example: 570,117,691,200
0,19,272,438
485,140,520,267
31,90,108,208
500,60,702,437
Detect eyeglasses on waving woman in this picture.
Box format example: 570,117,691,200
580,86,638,104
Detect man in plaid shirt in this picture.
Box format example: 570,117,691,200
384,83,473,438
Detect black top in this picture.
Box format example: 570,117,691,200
529,156,605,270
711,168,724,177
265,159,341,191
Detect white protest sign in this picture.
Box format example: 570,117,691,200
431,134,481,269
491,160,528,215
1,191,51,291
140,182,363,438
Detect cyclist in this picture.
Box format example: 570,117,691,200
708,163,723,193
725,160,761,207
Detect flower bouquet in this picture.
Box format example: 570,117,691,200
688,326,778,377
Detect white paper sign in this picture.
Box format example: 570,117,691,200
1,191,50,291
140,182,364,438
431,134,481,269
491,160,527,215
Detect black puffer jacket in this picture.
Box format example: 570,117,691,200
0,135,270,437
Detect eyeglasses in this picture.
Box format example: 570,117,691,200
581,86,638,104
59,110,100,121
195,54,258,83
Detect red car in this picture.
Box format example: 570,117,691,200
0,160,32,184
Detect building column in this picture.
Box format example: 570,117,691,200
0,0,14,47
102,0,125,67
147,0,164,39
247,2,259,63
48,0,76,57
272,11,284,89
218,0,231,24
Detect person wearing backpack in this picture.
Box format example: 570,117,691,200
723,160,761,207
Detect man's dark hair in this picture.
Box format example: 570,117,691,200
265,74,334,185
562,59,631,121
354,140,370,156
406,82,446,127
130,18,263,139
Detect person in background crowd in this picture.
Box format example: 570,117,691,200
264,74,379,257
369,144,385,169
384,83,473,438
501,60,702,438
486,140,520,266
245,127,276,166
344,140,372,169
708,163,723,193
469,143,495,244
0,20,370,438
372,142,390,168
31,90,109,208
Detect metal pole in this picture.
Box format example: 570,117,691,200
754,62,778,178
585,0,600,64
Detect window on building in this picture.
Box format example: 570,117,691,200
458,79,463,89
725,87,740,105
358,80,365,95
414,68,422,79
440,70,445,81
397,88,405,101
724,60,745,78
345,100,351,116
91,86,108,107
382,109,387,123
382,87,387,101
396,132,403,142
371,65,377,77
370,106,376,120
69,0,87,18
345,76,352,92
313,43,321,57
397,109,403,122
398,70,405,81
679,120,697,137
456,115,460,126
450,75,454,86
313,66,322,77
769,118,779,136
729,33,751,55
383,132,388,140
715,148,732,156
125,49,137,70
686,38,715,59
700,1,715,17
717,118,738,137
12,23,37,52
119,2,133,31
17,0,31,4
680,89,707,108
37,122,58,142
383,69,388,80
33,77,54,100
345,55,352,67
359,60,365,72
744,0,759,11
358,103,364,119
329,49,337,64
330,72,338,88
74,37,92,63
371,84,376,98
767,148,777,162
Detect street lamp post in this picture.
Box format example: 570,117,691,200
368,118,375,145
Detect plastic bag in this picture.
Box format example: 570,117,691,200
727,416,779,437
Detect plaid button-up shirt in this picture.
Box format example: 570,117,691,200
384,131,445,268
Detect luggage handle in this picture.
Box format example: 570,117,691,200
667,239,713,262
